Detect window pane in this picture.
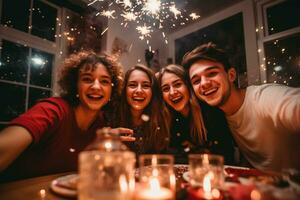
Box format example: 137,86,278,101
30,49,54,88
267,0,300,35
32,0,57,41
0,40,29,83
1,0,30,32
265,33,300,87
0,124,7,131
0,82,26,121
28,87,51,109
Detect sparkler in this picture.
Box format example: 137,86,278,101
87,0,201,46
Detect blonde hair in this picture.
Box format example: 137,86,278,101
157,64,207,144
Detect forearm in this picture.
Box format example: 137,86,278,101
0,126,32,172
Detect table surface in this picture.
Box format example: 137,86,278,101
1,167,298,200
0,172,74,200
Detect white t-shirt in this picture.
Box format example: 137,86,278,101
226,84,300,171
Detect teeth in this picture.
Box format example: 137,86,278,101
203,88,218,96
133,97,145,101
171,96,182,103
87,94,102,99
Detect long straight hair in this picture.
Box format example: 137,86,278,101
157,64,207,144
119,64,169,152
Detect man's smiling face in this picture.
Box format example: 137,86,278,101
189,59,235,108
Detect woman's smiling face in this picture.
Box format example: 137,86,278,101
77,63,112,112
161,72,190,114
126,69,152,113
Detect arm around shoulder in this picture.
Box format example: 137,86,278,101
0,126,33,172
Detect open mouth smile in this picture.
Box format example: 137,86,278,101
86,94,104,100
132,96,146,102
171,96,183,104
202,87,218,96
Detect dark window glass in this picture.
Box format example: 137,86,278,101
265,33,300,87
0,82,26,121
0,40,29,83
32,0,57,41
30,49,54,88
28,87,51,108
0,124,7,131
1,0,30,32
267,0,300,35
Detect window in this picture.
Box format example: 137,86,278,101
257,0,300,86
175,13,247,87
1,0,57,42
0,0,61,126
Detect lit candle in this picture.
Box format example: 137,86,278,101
137,177,173,200
188,172,221,200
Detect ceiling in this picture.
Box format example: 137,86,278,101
57,0,243,33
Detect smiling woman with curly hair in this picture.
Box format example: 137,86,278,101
0,50,133,183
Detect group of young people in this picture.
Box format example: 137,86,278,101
0,42,299,182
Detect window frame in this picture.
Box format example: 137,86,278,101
0,0,64,125
256,0,300,83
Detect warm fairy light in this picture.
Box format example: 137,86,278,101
104,141,112,150
39,189,46,198
250,189,262,200
190,13,200,20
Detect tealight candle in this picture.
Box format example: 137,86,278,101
136,177,173,200
188,173,222,200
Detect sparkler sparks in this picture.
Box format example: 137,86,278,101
121,11,137,21
87,0,201,45
101,10,116,19
143,0,161,16
169,5,181,19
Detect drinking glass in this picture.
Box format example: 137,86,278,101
188,154,224,189
136,154,176,200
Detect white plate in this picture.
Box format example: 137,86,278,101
50,174,78,197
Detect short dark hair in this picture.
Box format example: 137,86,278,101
182,42,232,71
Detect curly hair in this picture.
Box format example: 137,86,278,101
57,50,123,123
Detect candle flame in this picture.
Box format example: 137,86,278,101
119,174,128,193
149,177,160,191
203,174,211,192
203,171,214,193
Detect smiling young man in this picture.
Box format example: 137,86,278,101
182,42,300,172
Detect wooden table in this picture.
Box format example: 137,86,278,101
0,172,74,200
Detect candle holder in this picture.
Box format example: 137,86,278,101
188,154,224,189
78,129,136,200
136,154,176,200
